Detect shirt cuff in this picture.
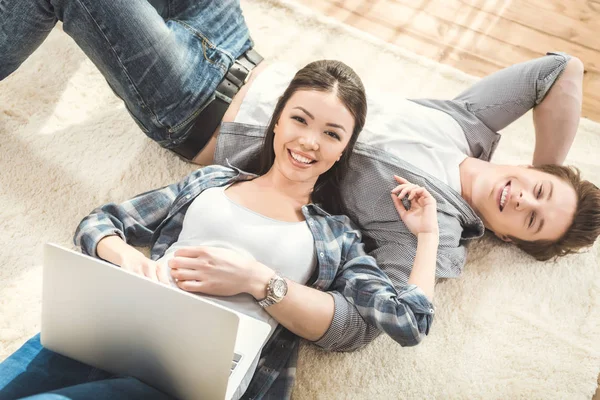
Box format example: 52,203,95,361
76,227,126,257
397,284,435,316
313,291,362,350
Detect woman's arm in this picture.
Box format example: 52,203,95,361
168,175,438,345
167,246,335,341
391,175,439,300
74,167,227,266
95,235,170,283
248,272,335,341
314,176,439,348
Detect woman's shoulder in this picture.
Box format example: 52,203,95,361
311,207,362,239
184,164,239,184
187,164,257,184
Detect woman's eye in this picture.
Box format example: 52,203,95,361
325,131,341,140
536,185,543,199
292,116,306,124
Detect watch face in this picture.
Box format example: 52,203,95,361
272,278,287,298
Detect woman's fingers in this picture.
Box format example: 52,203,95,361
393,175,409,184
177,279,205,293
391,193,407,218
156,263,171,285
408,187,426,201
170,268,201,282
169,256,207,270
141,262,159,282
391,182,411,194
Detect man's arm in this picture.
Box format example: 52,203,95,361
532,57,584,165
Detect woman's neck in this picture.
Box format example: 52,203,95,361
254,169,315,206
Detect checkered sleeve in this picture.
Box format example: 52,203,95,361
314,218,434,351
73,168,207,257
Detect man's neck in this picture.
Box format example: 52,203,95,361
459,157,490,212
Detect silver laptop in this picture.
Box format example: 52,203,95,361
41,243,272,400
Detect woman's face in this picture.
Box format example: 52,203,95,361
272,89,355,185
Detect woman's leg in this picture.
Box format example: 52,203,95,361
22,377,173,400
0,334,113,399
1,0,253,150
0,334,172,400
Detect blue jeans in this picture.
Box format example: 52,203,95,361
0,0,253,149
0,334,172,400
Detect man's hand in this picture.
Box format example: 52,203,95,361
391,175,439,236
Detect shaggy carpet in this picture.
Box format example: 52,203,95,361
0,0,598,398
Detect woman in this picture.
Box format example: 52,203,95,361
0,60,438,400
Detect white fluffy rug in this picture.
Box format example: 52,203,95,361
1,0,599,398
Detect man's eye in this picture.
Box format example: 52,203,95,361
529,213,535,228
292,116,306,124
536,185,543,199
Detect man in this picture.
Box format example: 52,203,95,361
2,1,599,398
212,52,600,349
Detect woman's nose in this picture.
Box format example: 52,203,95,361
299,133,319,150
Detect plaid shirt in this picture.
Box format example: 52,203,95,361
74,164,434,399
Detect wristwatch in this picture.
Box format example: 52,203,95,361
257,275,288,308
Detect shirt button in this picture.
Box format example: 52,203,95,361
319,252,324,258
429,308,435,314
308,220,314,226
185,194,191,199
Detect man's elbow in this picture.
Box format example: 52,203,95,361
400,331,427,347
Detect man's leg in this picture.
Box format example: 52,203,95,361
0,0,58,80
453,52,583,165
1,0,252,149
0,334,113,399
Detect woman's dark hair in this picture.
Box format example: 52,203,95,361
254,60,367,214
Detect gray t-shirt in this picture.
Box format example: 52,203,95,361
234,62,472,193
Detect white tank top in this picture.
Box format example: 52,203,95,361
158,184,316,333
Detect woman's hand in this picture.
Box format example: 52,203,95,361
169,246,274,298
120,253,171,285
390,175,439,236
97,235,171,284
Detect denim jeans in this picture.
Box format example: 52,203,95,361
0,334,172,399
0,0,253,149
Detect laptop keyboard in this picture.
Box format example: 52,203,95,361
230,352,243,375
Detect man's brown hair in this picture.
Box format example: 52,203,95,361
509,165,600,261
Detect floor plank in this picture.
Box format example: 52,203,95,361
297,0,600,121
295,1,600,398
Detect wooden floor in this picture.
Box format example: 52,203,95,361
297,0,600,122
296,1,600,398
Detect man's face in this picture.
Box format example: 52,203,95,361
470,165,577,242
